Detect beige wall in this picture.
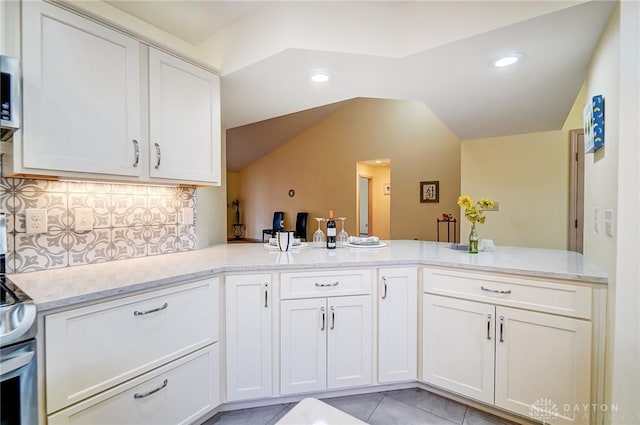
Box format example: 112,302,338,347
237,98,461,241
356,162,391,239
459,87,585,249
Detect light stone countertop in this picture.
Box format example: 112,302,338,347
7,240,608,312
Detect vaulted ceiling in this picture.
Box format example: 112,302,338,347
104,0,616,170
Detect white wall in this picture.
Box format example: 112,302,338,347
610,2,640,422
582,7,620,421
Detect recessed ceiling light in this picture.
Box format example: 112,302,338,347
491,53,523,68
310,71,330,83
375,160,382,164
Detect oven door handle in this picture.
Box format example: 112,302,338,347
0,351,34,375
1,304,36,347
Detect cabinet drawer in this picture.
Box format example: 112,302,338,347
48,343,219,424
423,268,591,319
280,269,372,299
46,278,219,413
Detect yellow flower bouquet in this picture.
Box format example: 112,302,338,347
457,195,494,224
457,195,494,253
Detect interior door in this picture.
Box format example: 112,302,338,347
359,176,370,236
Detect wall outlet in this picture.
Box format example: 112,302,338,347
181,207,194,225
75,208,94,232
486,201,499,211
25,208,48,234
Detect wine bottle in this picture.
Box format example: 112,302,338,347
326,210,337,249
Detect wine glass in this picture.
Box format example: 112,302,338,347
337,217,348,244
312,218,325,246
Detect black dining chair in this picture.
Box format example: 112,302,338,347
262,211,285,243
294,212,309,241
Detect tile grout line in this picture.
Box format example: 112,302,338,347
262,403,289,425
365,392,387,423
384,390,464,425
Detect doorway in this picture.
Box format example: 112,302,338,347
568,129,585,253
359,176,372,236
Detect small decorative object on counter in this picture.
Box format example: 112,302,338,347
457,195,494,254
326,210,336,249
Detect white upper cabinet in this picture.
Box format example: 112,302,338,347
21,0,141,177
148,48,221,184
16,1,221,185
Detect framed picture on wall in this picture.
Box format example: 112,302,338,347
420,181,439,203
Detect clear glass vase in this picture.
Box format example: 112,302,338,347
468,223,479,254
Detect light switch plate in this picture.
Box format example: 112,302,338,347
181,207,194,225
594,207,599,232
25,208,48,234
604,209,614,237
75,208,94,232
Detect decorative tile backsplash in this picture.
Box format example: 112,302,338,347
1,178,197,274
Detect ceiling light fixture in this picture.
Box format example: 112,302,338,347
491,53,523,68
310,71,330,83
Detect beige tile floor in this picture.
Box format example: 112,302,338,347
204,388,516,425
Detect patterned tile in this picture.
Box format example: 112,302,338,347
14,232,68,272
68,230,112,266
1,178,197,274
177,225,197,251
147,225,178,256
111,227,147,259
111,194,147,227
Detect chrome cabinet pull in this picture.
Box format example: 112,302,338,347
314,281,339,287
499,316,505,343
320,307,326,331
381,276,388,300
134,379,168,399
481,286,512,295
487,314,492,340
330,306,335,330
154,143,161,169
133,302,168,316
264,283,269,308
132,139,140,168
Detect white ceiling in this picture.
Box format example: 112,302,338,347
105,0,616,170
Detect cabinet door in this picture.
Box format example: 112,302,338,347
225,274,272,401
378,268,417,382
280,298,327,395
148,48,221,184
495,307,591,424
327,295,373,389
22,0,141,176
422,294,495,404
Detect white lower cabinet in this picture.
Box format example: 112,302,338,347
378,268,417,383
280,295,372,395
48,343,219,425
45,278,219,413
423,290,592,425
225,274,273,401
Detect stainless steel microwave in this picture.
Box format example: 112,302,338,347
0,55,21,140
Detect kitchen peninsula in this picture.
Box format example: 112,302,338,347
9,241,608,425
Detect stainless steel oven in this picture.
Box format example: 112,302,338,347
1,338,37,425
0,212,38,425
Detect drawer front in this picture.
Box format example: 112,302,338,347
423,268,592,319
48,343,220,425
46,278,219,413
280,269,372,299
